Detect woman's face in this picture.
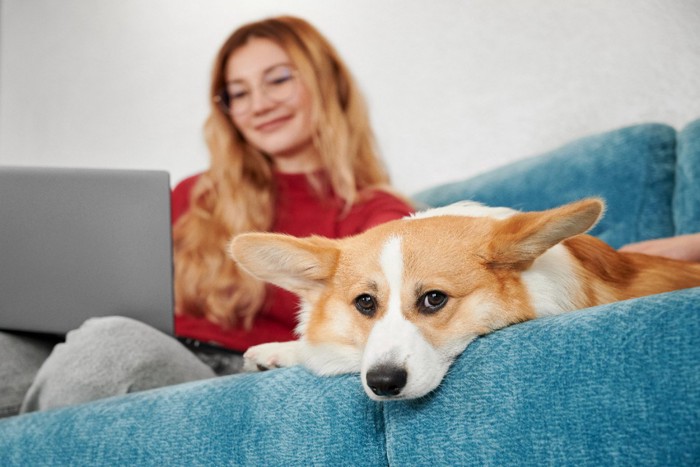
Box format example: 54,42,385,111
224,38,319,172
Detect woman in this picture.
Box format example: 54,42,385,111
8,16,413,414
172,16,413,353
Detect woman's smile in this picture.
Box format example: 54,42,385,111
254,114,294,133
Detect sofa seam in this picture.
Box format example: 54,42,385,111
636,129,677,241
379,400,391,467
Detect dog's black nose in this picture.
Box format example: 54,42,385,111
366,365,408,397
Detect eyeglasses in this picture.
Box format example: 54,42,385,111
215,64,298,116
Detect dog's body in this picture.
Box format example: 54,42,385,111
230,199,700,400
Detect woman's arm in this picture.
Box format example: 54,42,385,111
341,190,414,236
619,232,700,262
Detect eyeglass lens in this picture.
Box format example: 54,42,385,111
218,64,297,116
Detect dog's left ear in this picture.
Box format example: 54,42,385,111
229,233,339,296
487,198,605,268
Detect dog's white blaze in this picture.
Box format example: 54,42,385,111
381,235,404,319
360,235,451,400
379,236,403,306
522,244,580,316
360,237,411,390
363,236,410,360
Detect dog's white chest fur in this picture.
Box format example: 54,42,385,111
522,244,581,316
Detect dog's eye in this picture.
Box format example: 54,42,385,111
354,294,377,317
418,291,448,314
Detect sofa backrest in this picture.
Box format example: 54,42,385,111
675,119,700,235
414,122,680,248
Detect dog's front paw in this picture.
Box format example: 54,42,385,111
243,341,302,372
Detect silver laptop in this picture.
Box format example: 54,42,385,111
0,166,174,335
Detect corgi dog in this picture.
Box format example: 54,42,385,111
229,198,700,401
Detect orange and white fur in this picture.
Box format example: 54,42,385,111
229,198,700,400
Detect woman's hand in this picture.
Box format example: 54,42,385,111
619,232,700,262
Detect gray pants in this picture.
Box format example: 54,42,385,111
1,316,243,416
0,331,59,417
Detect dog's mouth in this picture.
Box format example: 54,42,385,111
361,338,474,400
359,313,473,400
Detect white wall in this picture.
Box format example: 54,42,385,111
1,0,699,194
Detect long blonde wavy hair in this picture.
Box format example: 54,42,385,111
173,16,399,329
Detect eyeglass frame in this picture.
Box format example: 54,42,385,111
213,63,300,117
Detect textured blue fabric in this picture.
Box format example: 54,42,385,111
1,289,698,465
0,367,385,466
413,123,677,248
383,288,700,466
675,118,700,234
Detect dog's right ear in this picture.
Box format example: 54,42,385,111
229,233,339,296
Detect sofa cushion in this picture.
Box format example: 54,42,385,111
383,288,700,465
0,366,385,465
675,118,700,235
413,123,677,248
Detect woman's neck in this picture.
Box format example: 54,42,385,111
270,140,323,174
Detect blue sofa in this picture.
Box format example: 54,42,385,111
1,119,699,465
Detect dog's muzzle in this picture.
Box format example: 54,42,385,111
365,364,408,397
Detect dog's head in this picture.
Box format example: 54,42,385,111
230,198,603,400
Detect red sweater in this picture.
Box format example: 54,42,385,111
171,171,414,351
